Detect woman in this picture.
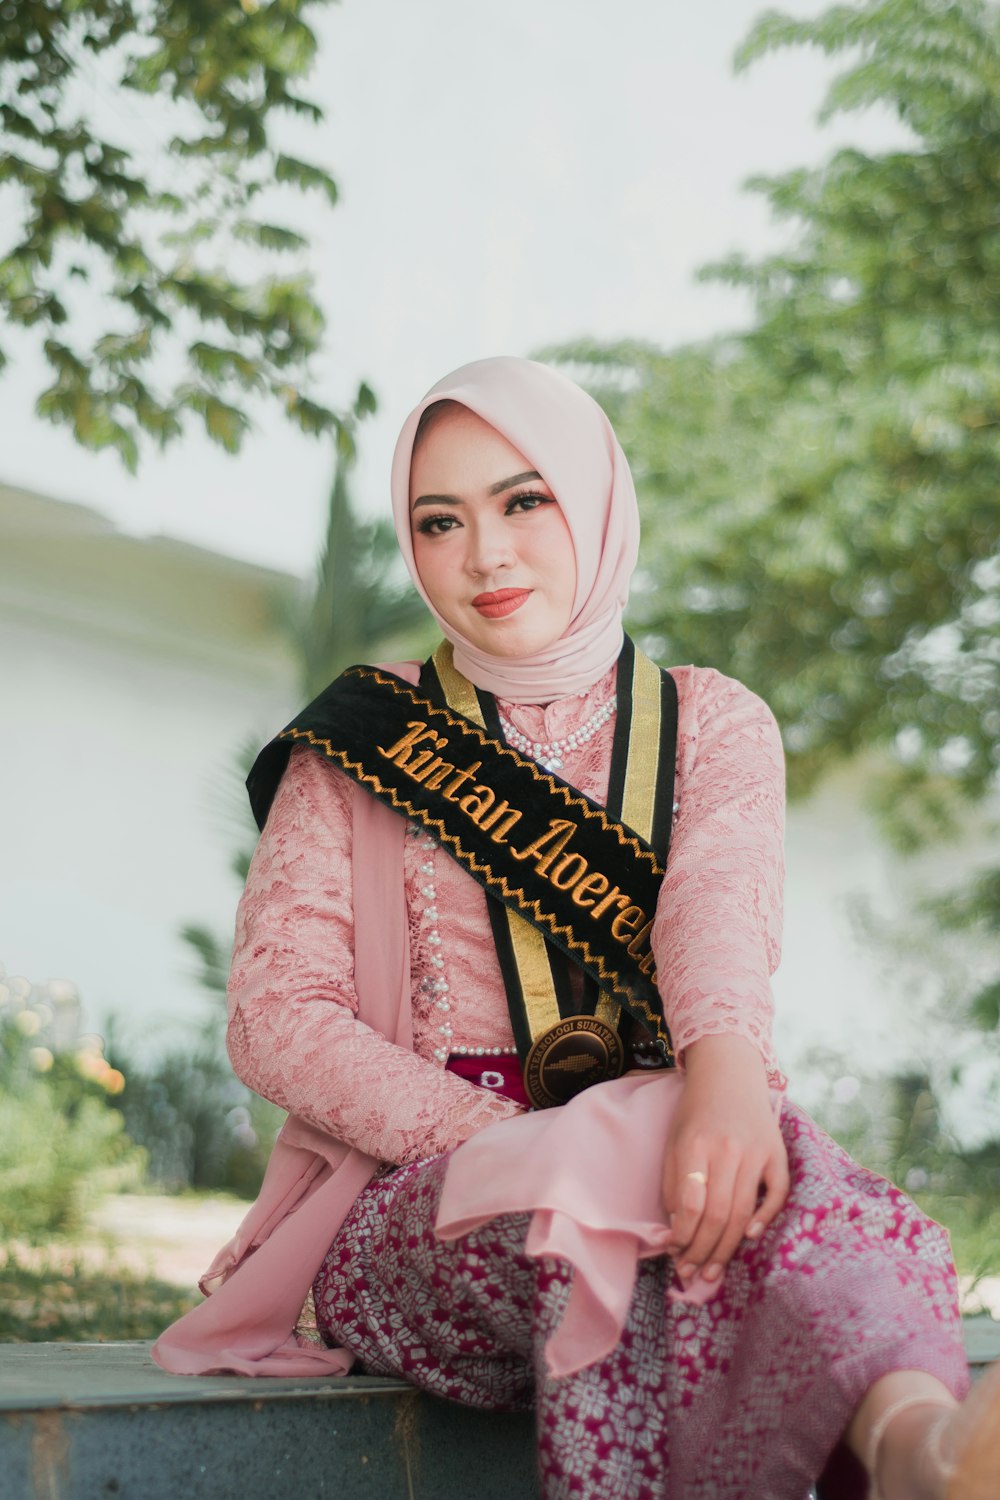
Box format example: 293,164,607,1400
154,357,998,1499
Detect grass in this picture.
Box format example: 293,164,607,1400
0,1247,198,1343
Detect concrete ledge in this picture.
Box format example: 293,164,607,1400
0,1342,538,1500
3,1322,998,1500
966,1315,1000,1372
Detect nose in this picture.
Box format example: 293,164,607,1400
465,516,515,579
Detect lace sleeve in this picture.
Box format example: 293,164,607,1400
651,668,786,1085
226,746,521,1166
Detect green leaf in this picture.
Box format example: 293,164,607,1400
188,341,266,391
203,396,250,452
282,389,340,437
232,219,308,252
94,326,153,367
971,980,1000,1032
273,153,338,204
353,380,377,418
0,0,343,466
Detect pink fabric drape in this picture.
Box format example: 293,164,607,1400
151,663,420,1377
435,1071,785,1380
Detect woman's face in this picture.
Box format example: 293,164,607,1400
409,405,577,658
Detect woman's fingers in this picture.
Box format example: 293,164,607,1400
666,1141,791,1285
664,1163,710,1260
682,1145,791,1285
745,1142,791,1241
694,1173,760,1281
673,1160,746,1281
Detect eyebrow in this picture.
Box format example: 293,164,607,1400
412,471,544,509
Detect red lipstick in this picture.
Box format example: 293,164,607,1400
471,588,531,618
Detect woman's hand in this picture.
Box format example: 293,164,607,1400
662,1034,789,1286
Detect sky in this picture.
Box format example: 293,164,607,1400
0,0,911,579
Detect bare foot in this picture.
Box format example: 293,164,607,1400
936,1360,1000,1500
877,1365,1000,1500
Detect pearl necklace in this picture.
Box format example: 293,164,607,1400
498,693,616,773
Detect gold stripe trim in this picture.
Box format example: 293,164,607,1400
431,641,482,725
507,919,562,1037
594,991,620,1028
621,647,661,843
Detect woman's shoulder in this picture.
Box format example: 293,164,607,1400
659,664,784,776
662,662,776,721
281,741,356,821
374,658,423,684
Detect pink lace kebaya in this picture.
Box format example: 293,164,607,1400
227,660,786,1169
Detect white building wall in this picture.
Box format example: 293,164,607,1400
1,486,303,1057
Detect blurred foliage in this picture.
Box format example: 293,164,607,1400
287,450,433,698
0,992,145,1243
105,1021,284,1198
0,1247,196,1341
553,0,1000,810
550,0,1000,1073
0,0,374,467
846,873,1000,1146
812,1061,1000,1291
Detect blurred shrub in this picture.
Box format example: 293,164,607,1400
0,961,283,1206
0,975,145,1243
804,1053,1000,1288
104,1027,284,1199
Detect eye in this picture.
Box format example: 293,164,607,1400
505,490,554,515
414,512,461,536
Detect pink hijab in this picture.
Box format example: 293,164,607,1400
391,355,641,704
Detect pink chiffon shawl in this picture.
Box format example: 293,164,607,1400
151,663,422,1377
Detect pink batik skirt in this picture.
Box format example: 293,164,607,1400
312,1081,968,1500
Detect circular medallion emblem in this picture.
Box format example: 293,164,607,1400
523,1015,626,1110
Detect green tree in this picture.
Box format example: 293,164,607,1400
290,451,432,698
0,0,372,468
549,0,1000,1053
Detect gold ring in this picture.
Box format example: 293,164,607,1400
685,1170,708,1186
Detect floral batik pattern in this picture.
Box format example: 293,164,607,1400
313,1103,968,1500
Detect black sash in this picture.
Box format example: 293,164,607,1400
246,638,679,1102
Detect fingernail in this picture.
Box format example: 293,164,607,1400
745,1222,763,1241
678,1263,697,1281
703,1263,723,1282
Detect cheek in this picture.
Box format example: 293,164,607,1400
411,532,455,613
544,513,577,613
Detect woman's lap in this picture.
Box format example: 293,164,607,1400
313,1101,969,1500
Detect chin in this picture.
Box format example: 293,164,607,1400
470,626,559,659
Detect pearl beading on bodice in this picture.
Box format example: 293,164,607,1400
498,692,617,774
